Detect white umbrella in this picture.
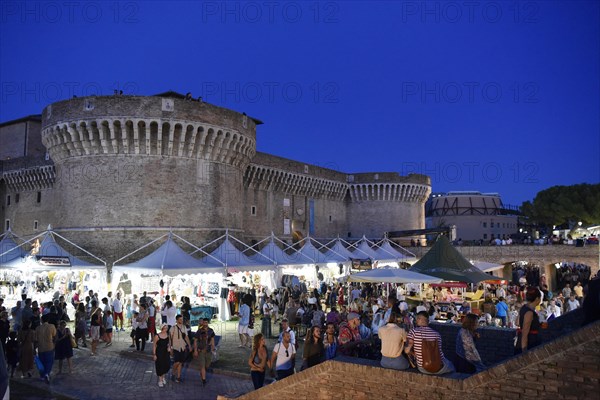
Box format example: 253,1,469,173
347,266,443,284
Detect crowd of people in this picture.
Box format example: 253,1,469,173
0,289,217,388
0,273,595,393
243,274,598,389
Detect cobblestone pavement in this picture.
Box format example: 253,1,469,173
9,319,297,400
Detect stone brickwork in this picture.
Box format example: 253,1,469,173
0,117,43,160
219,320,600,400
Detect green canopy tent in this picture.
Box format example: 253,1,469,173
409,235,494,284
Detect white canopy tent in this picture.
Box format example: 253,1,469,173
347,266,444,284
373,237,417,264
472,260,505,273
112,232,229,321
1,230,105,271
247,233,313,266
0,230,26,266
112,233,225,276
322,238,355,261
193,232,278,293
196,231,273,273
0,229,106,302
348,236,380,260
291,237,332,264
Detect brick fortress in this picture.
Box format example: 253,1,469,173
0,92,430,263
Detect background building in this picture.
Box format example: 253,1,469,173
425,191,520,242
1,92,430,263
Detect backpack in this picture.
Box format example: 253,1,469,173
421,339,443,373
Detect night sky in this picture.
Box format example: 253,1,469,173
1,1,598,206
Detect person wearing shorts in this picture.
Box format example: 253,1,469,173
194,318,215,386
169,315,191,383
238,295,253,348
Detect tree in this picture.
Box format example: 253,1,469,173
520,184,600,227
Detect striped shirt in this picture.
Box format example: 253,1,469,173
407,326,445,368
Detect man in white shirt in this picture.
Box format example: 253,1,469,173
566,294,580,312
278,319,296,348
496,286,506,299
262,297,274,318
546,300,561,319
112,292,124,331
161,300,177,328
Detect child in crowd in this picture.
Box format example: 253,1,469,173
129,311,139,348
126,298,132,328
105,310,114,347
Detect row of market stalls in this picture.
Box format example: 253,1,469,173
0,229,420,318
1,229,505,321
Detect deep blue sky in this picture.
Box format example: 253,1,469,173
1,1,599,206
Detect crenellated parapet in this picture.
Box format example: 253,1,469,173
40,95,258,169
244,164,347,200
3,165,56,191
41,119,255,168
348,182,431,203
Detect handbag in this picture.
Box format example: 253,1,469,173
70,333,78,348
421,339,443,373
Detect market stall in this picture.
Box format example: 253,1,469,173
0,232,27,298
1,230,106,308
409,235,495,284
112,233,226,321
282,237,352,289
196,231,278,319
321,238,354,280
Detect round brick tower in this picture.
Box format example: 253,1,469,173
41,93,258,259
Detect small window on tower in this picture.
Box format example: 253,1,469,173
250,206,256,216
37,192,42,203
34,220,39,230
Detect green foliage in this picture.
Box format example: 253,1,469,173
521,184,600,226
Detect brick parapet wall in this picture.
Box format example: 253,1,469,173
429,322,516,366
219,320,600,400
539,308,585,344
